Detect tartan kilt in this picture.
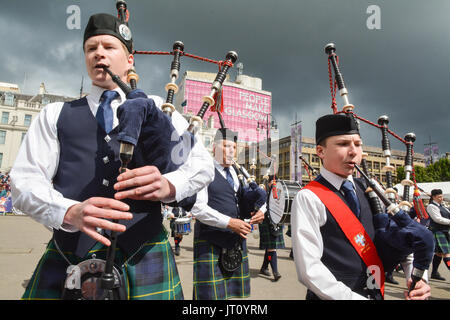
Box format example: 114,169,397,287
258,219,285,250
192,239,250,300
22,228,183,300
433,230,450,254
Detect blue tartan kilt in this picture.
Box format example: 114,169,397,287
22,228,183,300
258,219,285,250
192,238,250,300
433,230,450,254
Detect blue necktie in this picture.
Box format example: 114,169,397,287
224,167,235,190
96,90,118,133
341,180,361,218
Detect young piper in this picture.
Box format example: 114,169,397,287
427,188,450,280
10,13,214,300
190,128,265,300
291,114,431,300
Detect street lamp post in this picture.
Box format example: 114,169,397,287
257,113,278,180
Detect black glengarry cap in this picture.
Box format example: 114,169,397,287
214,128,238,143
315,114,359,145
84,13,133,53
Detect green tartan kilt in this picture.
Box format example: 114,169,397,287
258,219,285,250
433,230,450,254
192,239,250,300
22,228,183,300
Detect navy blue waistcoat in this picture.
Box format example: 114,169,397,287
53,97,169,258
315,175,379,296
429,202,450,232
194,167,242,249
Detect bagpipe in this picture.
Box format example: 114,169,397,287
235,142,302,230
231,157,268,224
192,82,270,219
63,0,241,300
299,154,319,181
325,43,434,293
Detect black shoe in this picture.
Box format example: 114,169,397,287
259,268,271,276
174,246,180,256
385,273,399,285
273,272,281,282
289,250,294,260
431,272,446,281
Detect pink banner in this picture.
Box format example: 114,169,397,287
183,79,272,143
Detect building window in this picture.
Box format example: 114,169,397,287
0,153,2,168
4,93,14,106
24,114,32,127
42,97,51,105
0,131,6,144
1,112,9,124
21,132,26,142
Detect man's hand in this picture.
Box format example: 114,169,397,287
250,210,265,224
227,218,252,239
63,197,132,246
404,279,431,300
113,165,176,201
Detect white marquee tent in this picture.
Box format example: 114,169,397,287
394,181,450,202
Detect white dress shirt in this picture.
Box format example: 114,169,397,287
290,167,367,300
10,84,214,232
427,201,450,225
190,160,267,229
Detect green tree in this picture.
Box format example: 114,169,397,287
396,166,405,183
427,158,450,181
396,158,450,183
413,165,433,182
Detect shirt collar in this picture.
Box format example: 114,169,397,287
431,200,442,207
213,159,227,173
320,166,355,191
88,84,126,104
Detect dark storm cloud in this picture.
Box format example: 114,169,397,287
1,0,449,155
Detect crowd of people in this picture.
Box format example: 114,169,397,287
8,12,448,301
0,171,12,214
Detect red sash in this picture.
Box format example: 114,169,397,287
304,181,385,297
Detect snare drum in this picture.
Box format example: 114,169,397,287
173,217,192,235
268,180,302,226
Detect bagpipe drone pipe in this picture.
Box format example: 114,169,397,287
325,43,434,292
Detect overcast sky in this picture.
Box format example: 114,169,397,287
1,0,449,156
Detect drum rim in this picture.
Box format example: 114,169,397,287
174,217,191,223
268,180,289,224
267,179,302,225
